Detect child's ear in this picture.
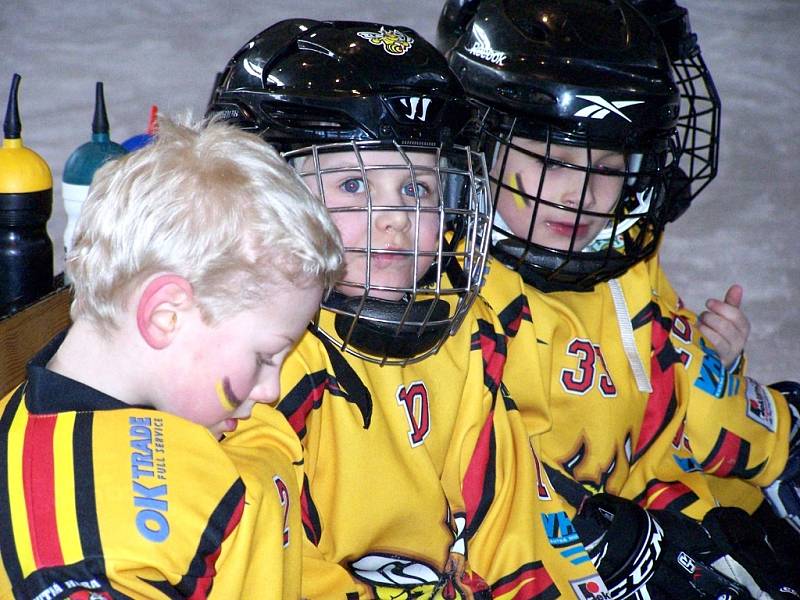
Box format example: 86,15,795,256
136,274,195,349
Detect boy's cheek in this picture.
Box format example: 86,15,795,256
214,375,253,413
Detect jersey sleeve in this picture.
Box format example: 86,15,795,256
218,404,304,599
237,332,368,599
649,258,791,489
295,531,371,598
480,257,553,437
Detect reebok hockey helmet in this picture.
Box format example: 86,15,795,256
439,0,681,292
208,20,491,364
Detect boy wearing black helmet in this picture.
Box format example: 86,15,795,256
439,0,800,596
209,19,604,598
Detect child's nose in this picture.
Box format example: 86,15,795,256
559,169,595,209
372,193,412,232
249,375,280,405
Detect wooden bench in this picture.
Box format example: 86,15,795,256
0,279,72,397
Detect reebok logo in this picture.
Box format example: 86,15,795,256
574,95,644,122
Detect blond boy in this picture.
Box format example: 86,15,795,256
0,117,342,599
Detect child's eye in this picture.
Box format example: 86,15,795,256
594,166,618,176
594,154,626,173
542,158,563,171
340,178,366,194
402,181,431,199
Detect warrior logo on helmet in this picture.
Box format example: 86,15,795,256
357,27,414,55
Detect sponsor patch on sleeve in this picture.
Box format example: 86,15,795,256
570,574,610,600
745,377,777,432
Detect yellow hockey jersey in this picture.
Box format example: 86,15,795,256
480,253,790,521
0,333,302,599
231,299,606,599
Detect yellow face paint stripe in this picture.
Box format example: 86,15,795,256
511,172,528,210
6,398,35,576
216,379,236,411
53,412,82,565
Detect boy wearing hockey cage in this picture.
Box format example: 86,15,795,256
210,19,606,598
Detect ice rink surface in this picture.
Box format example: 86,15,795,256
2,0,798,383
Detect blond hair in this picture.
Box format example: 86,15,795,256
67,115,343,327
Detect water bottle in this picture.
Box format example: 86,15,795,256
0,73,54,317
62,82,127,265
121,104,158,152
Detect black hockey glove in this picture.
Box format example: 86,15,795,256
573,493,799,599
763,381,800,534
702,504,800,598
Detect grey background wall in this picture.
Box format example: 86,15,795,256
2,0,798,383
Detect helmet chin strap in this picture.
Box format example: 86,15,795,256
584,185,654,252
491,205,514,246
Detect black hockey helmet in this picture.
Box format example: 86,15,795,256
208,18,474,151
439,0,681,292
208,20,492,364
628,0,721,220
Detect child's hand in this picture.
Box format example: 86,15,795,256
698,284,750,369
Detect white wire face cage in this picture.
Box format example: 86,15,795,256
284,140,492,365
671,50,721,206
485,118,680,291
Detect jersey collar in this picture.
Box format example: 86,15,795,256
24,330,147,415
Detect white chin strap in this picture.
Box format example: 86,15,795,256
491,208,514,246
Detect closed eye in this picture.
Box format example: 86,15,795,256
256,353,275,368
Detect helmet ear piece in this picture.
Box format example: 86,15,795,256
416,168,478,288
629,152,675,226
443,172,466,227
206,71,223,110
664,165,693,222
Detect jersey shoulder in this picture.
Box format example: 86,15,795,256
1,398,248,599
